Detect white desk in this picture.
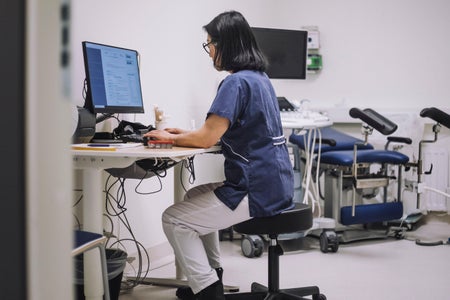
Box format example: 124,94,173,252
73,145,221,300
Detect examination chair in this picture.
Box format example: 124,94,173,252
226,203,326,300
408,107,450,209
289,108,411,243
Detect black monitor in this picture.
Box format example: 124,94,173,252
251,27,308,79
82,41,144,117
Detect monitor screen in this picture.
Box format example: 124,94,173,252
82,41,144,114
251,27,308,79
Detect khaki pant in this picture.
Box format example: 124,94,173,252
162,182,251,294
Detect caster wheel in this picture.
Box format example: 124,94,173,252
320,230,339,253
394,230,405,240
241,235,264,258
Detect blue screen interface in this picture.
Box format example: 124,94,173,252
83,42,144,113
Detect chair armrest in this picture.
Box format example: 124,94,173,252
420,107,450,129
349,108,397,135
387,136,412,145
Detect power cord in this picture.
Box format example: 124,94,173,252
180,157,196,192
102,158,185,290
73,156,198,291
103,175,150,290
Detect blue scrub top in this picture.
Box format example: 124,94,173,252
208,70,294,217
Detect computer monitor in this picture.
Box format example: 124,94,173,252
251,27,308,79
82,41,144,117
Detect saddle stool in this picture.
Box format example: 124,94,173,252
225,203,326,300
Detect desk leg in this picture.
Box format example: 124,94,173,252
173,161,189,280
82,168,104,300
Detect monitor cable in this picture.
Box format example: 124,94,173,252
103,174,151,290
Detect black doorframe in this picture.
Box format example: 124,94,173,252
0,0,27,299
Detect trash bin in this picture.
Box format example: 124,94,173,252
74,248,127,300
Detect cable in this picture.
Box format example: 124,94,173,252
133,158,180,195
72,189,84,229
180,157,196,192
104,175,128,217
73,213,81,230
314,128,322,216
421,185,450,198
108,238,150,289
73,189,83,207
103,213,115,244
102,175,151,289
75,157,193,290
73,180,150,289
82,78,87,101
302,128,322,216
82,78,121,125
101,159,181,288
134,171,163,195
186,157,196,184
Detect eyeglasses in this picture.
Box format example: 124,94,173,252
202,41,215,54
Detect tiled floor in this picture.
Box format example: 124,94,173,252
119,213,450,300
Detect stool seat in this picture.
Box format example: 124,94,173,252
227,203,326,300
234,203,312,236
289,127,374,153
74,231,104,254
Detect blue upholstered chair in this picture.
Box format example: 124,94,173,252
289,108,411,244
73,230,111,300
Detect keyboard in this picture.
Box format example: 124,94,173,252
120,133,145,143
90,138,124,144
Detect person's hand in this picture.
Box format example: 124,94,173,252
163,128,189,135
143,129,175,141
143,114,228,148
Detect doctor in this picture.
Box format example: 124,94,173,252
145,10,294,300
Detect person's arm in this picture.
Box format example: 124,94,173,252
144,114,229,148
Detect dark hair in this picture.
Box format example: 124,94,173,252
203,11,267,72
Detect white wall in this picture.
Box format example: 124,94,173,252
70,0,450,259
269,0,450,113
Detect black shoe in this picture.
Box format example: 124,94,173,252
176,286,195,300
195,280,225,300
176,268,224,300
